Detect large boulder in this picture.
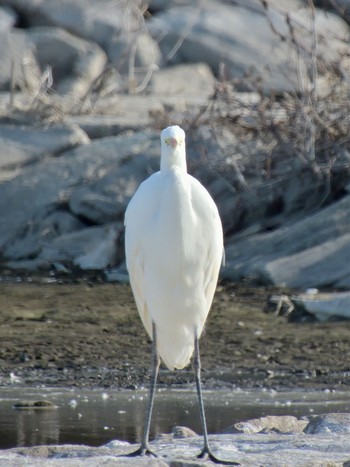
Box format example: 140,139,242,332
27,27,108,99
0,131,161,269
148,1,350,93
2,0,160,81
304,413,350,434
261,232,350,289
228,415,308,434
0,29,41,93
0,123,89,181
0,5,17,30
292,291,350,321
223,194,350,288
39,223,121,270
149,63,215,98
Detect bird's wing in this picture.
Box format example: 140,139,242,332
124,174,160,339
189,175,224,317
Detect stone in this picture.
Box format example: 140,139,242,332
40,224,120,270
304,413,350,434
27,27,108,99
0,5,17,30
69,94,209,140
171,426,198,438
223,194,350,288
2,0,159,84
69,187,120,224
0,122,90,181
0,29,41,93
3,212,85,261
13,400,57,410
0,131,161,269
67,114,151,139
148,0,195,12
228,415,308,434
313,0,350,22
148,1,349,94
1,0,144,49
107,31,161,83
292,291,350,321
262,233,350,289
150,63,215,98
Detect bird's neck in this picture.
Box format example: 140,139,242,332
160,147,187,173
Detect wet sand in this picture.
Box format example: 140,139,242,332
0,276,349,390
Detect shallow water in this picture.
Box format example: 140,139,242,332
0,387,349,449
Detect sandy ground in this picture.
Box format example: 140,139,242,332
0,275,349,391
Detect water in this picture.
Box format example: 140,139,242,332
0,387,349,449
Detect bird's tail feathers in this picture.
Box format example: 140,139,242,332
158,325,194,371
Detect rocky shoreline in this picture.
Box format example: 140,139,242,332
1,413,350,466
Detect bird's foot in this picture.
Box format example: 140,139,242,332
123,444,157,458
197,446,240,465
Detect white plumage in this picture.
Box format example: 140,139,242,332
124,125,223,370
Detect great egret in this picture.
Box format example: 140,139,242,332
124,125,238,465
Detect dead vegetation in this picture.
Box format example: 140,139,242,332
168,0,350,233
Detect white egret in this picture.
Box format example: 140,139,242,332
124,125,238,465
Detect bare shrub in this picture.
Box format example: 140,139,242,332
161,0,350,233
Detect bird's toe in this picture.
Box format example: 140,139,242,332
197,447,240,465
123,444,158,458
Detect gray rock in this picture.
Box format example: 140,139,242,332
228,415,308,434
313,0,350,22
0,122,90,181
2,0,159,83
0,0,142,48
262,233,350,289
69,94,207,139
67,114,152,139
27,27,108,99
148,1,349,93
171,425,198,439
223,194,350,288
148,0,195,12
3,212,84,261
40,223,120,270
107,30,160,82
150,63,215,98
304,413,350,434
0,5,17,30
69,187,120,224
0,131,161,269
292,290,350,321
226,0,305,11
90,94,208,126
63,131,161,220
0,29,41,93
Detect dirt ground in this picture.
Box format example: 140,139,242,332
0,274,349,391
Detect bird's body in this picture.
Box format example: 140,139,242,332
124,125,237,464
125,126,223,370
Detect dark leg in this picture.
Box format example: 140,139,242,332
125,322,160,457
194,329,240,465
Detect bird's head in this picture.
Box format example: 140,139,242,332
160,125,186,172
161,125,185,149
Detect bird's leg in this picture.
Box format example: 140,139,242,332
194,329,240,466
125,322,160,457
